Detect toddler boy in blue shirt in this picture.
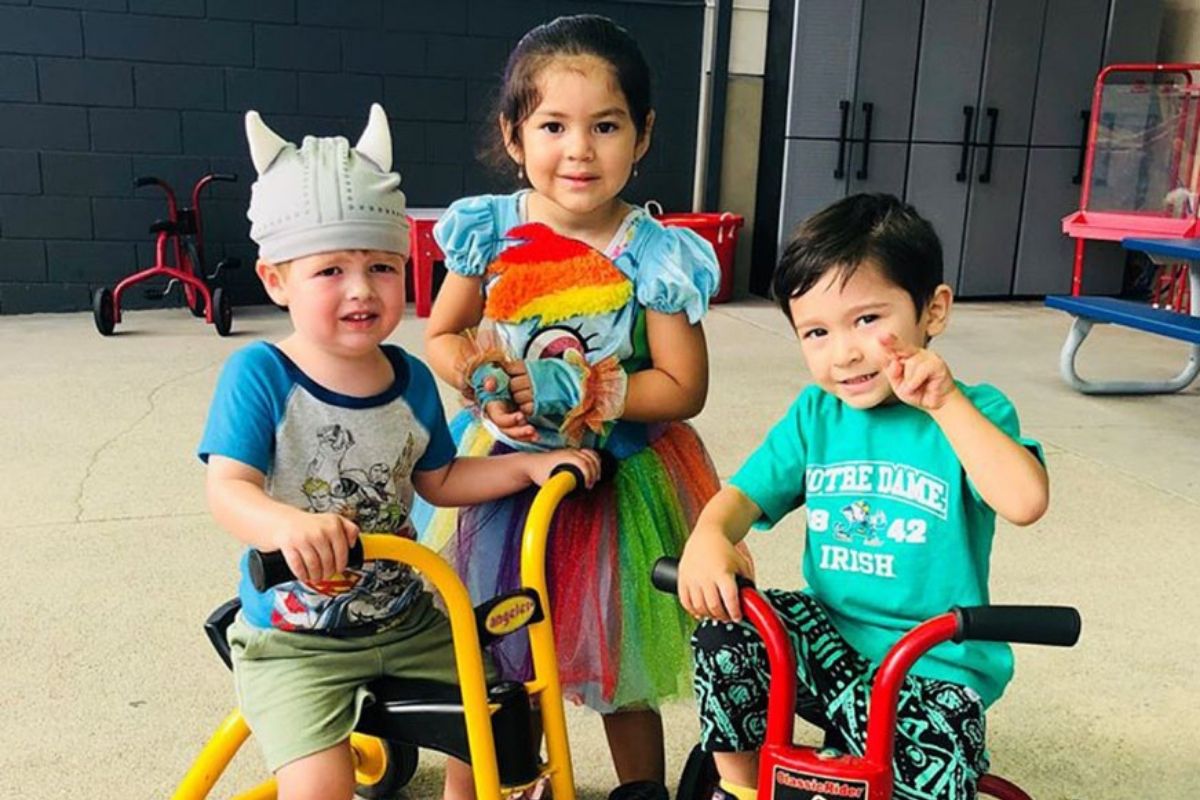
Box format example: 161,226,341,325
199,104,597,800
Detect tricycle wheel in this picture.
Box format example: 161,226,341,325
92,288,115,336
211,287,232,336
676,744,719,800
186,284,206,317
355,740,418,799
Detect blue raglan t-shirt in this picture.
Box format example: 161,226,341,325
198,342,455,636
730,382,1043,707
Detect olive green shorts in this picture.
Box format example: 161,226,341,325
228,591,498,772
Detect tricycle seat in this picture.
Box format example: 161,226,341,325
358,676,539,787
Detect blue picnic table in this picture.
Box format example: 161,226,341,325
1044,237,1200,394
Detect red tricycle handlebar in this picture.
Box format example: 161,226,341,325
133,172,238,218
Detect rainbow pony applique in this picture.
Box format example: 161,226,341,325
484,222,633,325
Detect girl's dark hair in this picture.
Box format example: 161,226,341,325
772,193,944,322
482,14,653,177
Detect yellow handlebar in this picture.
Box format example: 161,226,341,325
520,469,580,800
356,536,504,799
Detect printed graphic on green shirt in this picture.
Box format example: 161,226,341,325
806,460,950,581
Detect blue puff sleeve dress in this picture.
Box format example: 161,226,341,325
420,191,722,713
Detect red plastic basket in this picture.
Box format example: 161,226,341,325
647,203,745,303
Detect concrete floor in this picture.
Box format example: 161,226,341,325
2,298,1198,799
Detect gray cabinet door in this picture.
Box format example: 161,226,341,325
1014,147,1125,295
852,0,922,142
960,146,1030,295
1029,0,1107,147
976,0,1046,147
906,143,972,291
911,0,989,144
779,138,848,245
786,0,860,139
1013,148,1081,294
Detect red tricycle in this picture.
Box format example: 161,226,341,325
92,173,239,336
651,558,1081,800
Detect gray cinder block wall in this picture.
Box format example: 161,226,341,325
0,0,703,314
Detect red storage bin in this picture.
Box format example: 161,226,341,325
648,203,744,303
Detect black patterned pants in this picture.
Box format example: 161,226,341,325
692,591,988,800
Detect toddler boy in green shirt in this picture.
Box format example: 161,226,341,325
675,193,1049,800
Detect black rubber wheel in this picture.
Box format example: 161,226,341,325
211,287,232,336
92,287,115,336
187,286,206,317
675,744,719,800
183,239,206,316
355,740,418,800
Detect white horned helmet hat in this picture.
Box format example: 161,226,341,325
245,103,410,263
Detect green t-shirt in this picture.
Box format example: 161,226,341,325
730,382,1042,707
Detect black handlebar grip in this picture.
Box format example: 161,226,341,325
651,556,755,595
598,449,618,482
549,462,587,493
651,557,679,594
211,173,238,182
549,450,619,495
953,605,1081,647
134,176,161,188
249,539,365,592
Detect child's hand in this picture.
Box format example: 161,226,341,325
504,360,535,418
479,367,538,444
879,333,959,411
475,359,537,442
272,510,360,585
678,526,754,622
524,448,602,488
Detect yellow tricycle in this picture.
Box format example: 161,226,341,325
172,462,597,800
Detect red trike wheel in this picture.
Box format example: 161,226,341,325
186,285,206,317
92,288,115,336
211,287,232,336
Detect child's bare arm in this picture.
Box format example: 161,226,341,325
413,449,601,507
423,272,486,390
624,310,709,421
930,392,1049,525
678,486,760,622
205,455,358,583
424,272,538,442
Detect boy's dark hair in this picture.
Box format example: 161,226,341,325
772,193,943,322
482,14,653,179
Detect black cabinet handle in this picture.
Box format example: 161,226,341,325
856,101,873,180
955,105,975,182
834,100,849,179
1072,109,1090,185
978,107,998,183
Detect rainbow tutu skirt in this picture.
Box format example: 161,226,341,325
418,413,719,712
